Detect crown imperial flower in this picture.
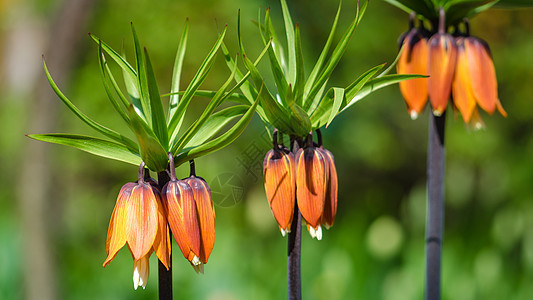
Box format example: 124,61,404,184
263,130,296,236
162,156,215,273
103,162,170,290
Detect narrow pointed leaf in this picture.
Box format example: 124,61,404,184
131,23,151,123
303,0,342,109
326,87,345,128
121,49,143,117
98,42,131,125
280,0,296,84
168,26,227,142
185,105,248,148
43,58,138,151
264,9,289,105
293,24,305,106
172,60,238,153
128,105,168,172
144,48,169,149
173,94,260,166
89,33,137,80
169,19,189,120
28,134,141,166
343,74,427,111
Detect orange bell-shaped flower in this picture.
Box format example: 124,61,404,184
263,130,296,236
452,36,506,126
397,17,429,119
296,136,327,240
163,157,215,273
103,162,170,290
427,9,457,116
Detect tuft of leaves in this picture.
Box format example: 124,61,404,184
29,22,258,172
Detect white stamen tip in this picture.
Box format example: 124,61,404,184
316,225,323,241
410,111,418,120
474,122,483,130
133,256,149,290
432,109,443,117
280,228,289,237
309,226,316,239
192,255,201,266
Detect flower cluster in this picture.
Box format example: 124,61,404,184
103,156,215,289
397,11,507,127
263,130,337,240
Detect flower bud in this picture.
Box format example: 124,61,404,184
263,148,296,236
452,36,506,125
397,26,429,119
296,146,327,240
428,32,457,116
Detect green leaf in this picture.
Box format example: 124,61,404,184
184,105,248,148
97,42,131,125
303,0,342,111
28,134,141,166
89,33,137,81
280,0,297,85
326,87,345,128
131,23,151,123
121,49,142,116
343,74,427,112
171,59,238,154
305,1,365,112
264,9,289,106
169,19,189,120
128,105,168,172
144,48,169,149
43,57,138,152
293,24,305,106
167,26,227,142
173,92,260,165
242,53,293,134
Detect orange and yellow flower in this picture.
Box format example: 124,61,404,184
452,36,507,128
103,164,170,290
263,148,296,236
162,158,215,274
397,24,429,119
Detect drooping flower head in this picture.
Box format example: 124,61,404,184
263,130,296,236
162,155,215,273
452,24,507,128
103,162,170,290
397,13,430,119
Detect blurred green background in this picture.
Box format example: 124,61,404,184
1,0,533,299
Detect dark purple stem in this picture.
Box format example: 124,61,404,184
157,170,173,300
287,136,302,300
425,113,445,300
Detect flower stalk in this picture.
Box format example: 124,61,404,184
157,168,173,300
426,112,445,300
287,136,302,300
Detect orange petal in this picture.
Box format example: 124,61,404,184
103,182,135,267
162,180,200,262
397,30,429,118
125,182,158,260
296,147,327,230
263,149,296,233
452,38,477,123
428,33,457,115
319,148,338,229
152,192,171,270
186,177,215,264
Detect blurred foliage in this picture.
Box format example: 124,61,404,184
1,0,533,299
